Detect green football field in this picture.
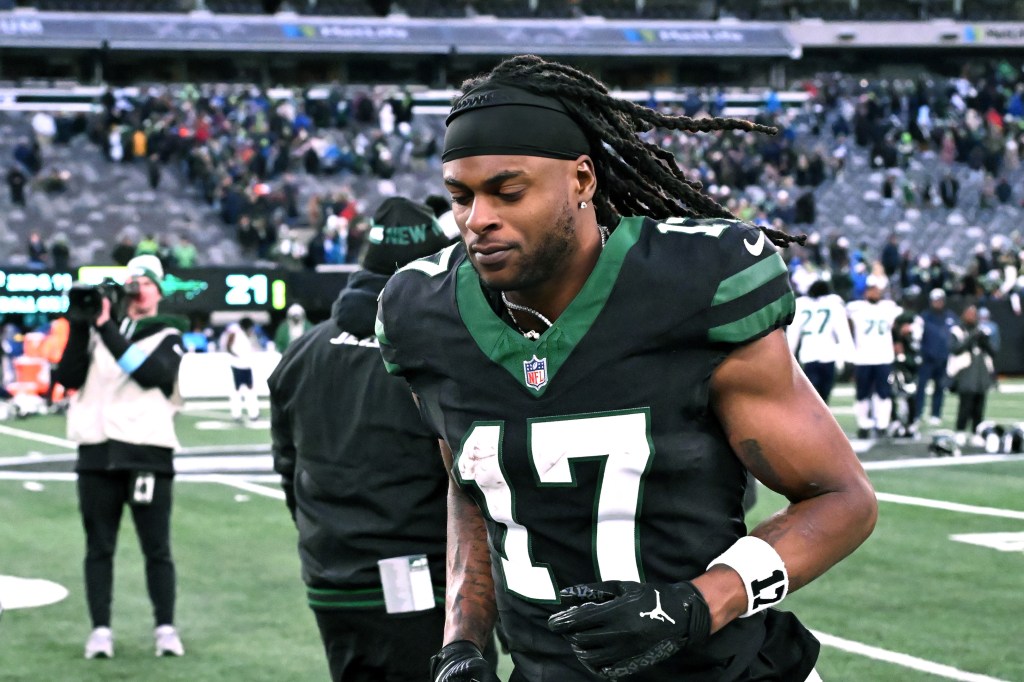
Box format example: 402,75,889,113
1,383,1022,681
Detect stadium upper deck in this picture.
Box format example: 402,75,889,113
1,0,1024,87
7,0,1024,22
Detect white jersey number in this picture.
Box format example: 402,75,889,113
456,411,653,602
798,306,832,336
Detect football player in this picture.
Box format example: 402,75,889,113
846,275,903,439
786,278,855,404
378,55,877,682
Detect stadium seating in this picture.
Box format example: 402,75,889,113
9,0,1024,19
467,0,534,18
29,0,184,10
0,115,245,268
642,0,718,20
2,88,1020,284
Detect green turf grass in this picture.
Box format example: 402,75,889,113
0,478,327,682
2,382,1022,681
749,459,1024,681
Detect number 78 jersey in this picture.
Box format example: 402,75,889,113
377,216,795,665
846,299,902,365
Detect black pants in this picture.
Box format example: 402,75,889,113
802,361,837,404
313,607,499,682
955,391,987,433
314,607,445,682
77,471,176,628
915,358,947,420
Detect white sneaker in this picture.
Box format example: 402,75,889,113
928,416,943,426
154,625,185,657
85,627,113,659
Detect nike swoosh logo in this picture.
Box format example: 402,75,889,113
744,230,766,257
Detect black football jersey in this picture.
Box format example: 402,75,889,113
378,216,798,681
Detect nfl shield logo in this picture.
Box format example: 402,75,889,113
523,355,548,391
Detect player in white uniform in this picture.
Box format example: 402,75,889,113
222,317,261,422
787,279,855,404
846,275,903,438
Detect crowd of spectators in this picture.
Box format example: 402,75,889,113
4,60,1024,329
82,81,438,271
670,63,1024,313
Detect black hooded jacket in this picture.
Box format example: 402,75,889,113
268,269,447,608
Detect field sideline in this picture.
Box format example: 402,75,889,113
1,381,1022,681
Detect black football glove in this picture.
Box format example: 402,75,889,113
430,640,499,682
547,581,711,680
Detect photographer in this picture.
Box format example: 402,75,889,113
948,304,997,446
54,255,188,660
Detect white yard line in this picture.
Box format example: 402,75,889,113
875,492,1024,520
0,471,283,485
181,400,271,412
0,446,269,467
0,453,76,466
863,454,1019,471
179,409,238,420
202,474,285,500
177,444,270,455
812,630,1011,682
0,424,76,449
174,455,272,472
0,471,76,481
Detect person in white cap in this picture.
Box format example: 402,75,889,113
54,254,188,660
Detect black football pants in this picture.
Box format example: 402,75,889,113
77,471,176,628
313,607,499,682
314,607,445,682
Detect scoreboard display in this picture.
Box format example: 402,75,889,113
78,266,290,313
0,266,352,318
165,269,288,312
0,266,354,319
0,269,74,315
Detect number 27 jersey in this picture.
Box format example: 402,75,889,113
377,216,796,678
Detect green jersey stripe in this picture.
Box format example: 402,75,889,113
306,586,387,608
708,291,796,343
374,315,390,345
456,216,642,395
306,586,445,609
375,315,402,375
711,252,788,307
307,597,387,608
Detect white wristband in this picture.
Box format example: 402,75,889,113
707,536,789,618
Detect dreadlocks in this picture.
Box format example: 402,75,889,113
454,54,804,249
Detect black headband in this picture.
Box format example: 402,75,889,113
442,84,591,162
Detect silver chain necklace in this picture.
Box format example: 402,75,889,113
502,293,552,340
502,225,608,340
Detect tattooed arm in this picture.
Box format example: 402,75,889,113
439,437,497,651
694,329,878,633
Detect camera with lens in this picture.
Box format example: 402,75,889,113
66,278,138,324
